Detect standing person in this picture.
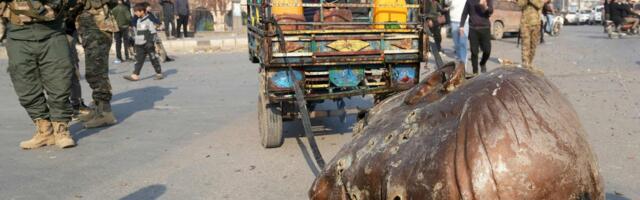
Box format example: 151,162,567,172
175,0,190,38
460,0,493,74
66,3,90,118
112,0,133,64
447,0,469,66
77,0,119,128
161,0,176,38
425,0,444,55
517,0,542,68
124,3,164,81
542,0,554,34
2,0,76,149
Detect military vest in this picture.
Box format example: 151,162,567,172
76,0,119,33
2,0,66,25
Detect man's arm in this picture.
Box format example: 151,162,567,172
460,0,469,27
484,0,493,15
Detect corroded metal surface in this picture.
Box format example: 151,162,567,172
309,66,604,200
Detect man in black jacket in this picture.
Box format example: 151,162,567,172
161,0,176,38
175,0,190,38
460,0,493,74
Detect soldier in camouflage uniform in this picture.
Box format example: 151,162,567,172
1,0,76,149
75,0,118,128
518,0,543,68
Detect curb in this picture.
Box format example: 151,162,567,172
0,36,249,59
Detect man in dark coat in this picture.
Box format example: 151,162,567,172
161,0,176,38
175,0,190,38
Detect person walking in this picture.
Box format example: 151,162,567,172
460,0,493,74
3,0,76,149
175,0,190,38
112,0,133,64
131,4,175,62
425,0,445,55
161,0,176,38
124,4,165,81
446,0,469,66
542,0,554,34
518,0,542,68
77,0,119,128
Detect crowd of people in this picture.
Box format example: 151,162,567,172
1,0,193,150
423,0,545,75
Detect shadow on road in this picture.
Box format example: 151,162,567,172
71,86,175,141
141,68,178,80
606,193,631,200
120,184,167,200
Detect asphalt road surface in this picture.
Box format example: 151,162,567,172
0,26,638,199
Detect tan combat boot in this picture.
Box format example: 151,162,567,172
20,119,55,149
76,107,94,122
83,101,117,129
52,121,76,148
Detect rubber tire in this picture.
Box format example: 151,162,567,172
258,73,284,148
492,21,504,40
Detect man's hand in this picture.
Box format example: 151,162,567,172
459,27,465,35
479,0,488,9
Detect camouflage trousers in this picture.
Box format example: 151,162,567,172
521,24,540,68
79,29,113,108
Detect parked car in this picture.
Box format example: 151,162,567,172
490,0,522,39
578,10,591,24
590,6,603,24
564,11,579,25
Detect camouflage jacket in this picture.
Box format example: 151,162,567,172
518,0,543,26
76,0,119,33
0,0,70,40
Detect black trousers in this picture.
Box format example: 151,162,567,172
468,27,491,73
134,43,162,75
430,22,442,52
164,16,175,37
176,14,189,37
114,27,131,60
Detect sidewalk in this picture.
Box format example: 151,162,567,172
0,31,249,59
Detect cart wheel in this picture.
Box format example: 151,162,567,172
258,75,283,148
492,21,504,40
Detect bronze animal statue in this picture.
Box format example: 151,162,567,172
309,63,603,200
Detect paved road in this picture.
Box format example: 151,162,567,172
0,26,638,199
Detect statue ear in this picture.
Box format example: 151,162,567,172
404,61,465,105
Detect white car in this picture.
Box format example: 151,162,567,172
564,12,579,24
578,10,591,24
590,6,604,24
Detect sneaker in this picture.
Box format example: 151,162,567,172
153,73,164,80
113,59,122,64
164,57,174,62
